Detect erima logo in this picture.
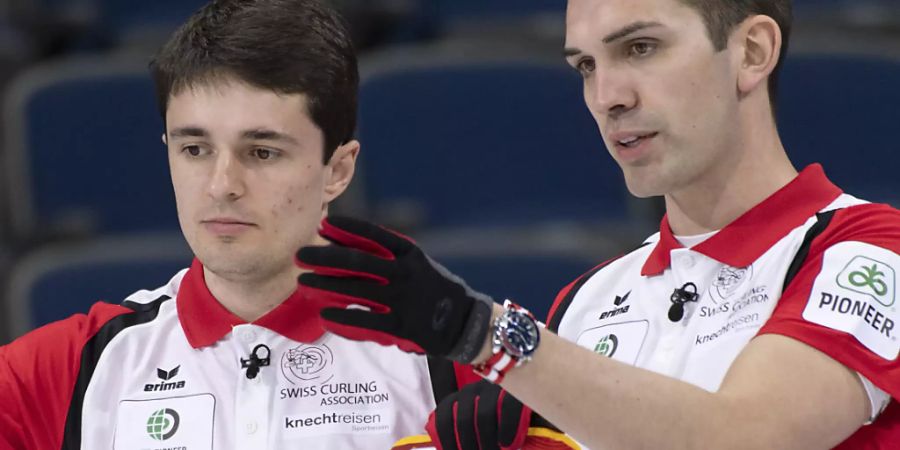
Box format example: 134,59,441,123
145,366,186,392
601,292,631,319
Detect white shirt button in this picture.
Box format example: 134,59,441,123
240,330,257,343
245,421,258,434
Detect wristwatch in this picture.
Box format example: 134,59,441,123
475,300,541,383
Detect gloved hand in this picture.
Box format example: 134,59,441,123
296,216,494,363
426,381,531,450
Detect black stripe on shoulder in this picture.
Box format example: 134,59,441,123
122,295,171,313
62,295,172,450
547,242,651,333
782,210,837,293
426,355,458,404
547,264,606,332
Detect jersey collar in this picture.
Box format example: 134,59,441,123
641,164,842,276
177,258,326,348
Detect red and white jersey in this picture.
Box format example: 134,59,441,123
0,259,464,449
548,165,900,448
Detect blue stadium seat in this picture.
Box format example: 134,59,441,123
792,0,900,28
97,0,206,45
5,233,191,339
3,57,179,242
431,0,564,20
777,54,900,206
358,47,628,231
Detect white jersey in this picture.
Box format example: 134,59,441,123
1,258,456,449
547,165,900,448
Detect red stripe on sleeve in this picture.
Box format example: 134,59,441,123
0,301,131,449
759,204,900,399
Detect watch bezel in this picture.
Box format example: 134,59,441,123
492,303,541,360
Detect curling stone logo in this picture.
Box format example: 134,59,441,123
281,343,335,384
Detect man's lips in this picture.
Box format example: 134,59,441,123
607,131,659,163
609,131,659,149
201,218,256,234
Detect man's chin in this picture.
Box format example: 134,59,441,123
193,244,262,276
623,175,667,199
201,258,259,279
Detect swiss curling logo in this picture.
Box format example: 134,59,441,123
711,265,752,303
281,343,335,384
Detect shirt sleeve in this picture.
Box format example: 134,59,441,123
759,203,900,399
0,302,131,450
0,346,26,449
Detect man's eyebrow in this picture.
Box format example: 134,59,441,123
563,21,665,58
168,127,207,138
241,129,299,145
563,47,582,58
602,21,664,44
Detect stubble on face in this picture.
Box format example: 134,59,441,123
567,0,742,199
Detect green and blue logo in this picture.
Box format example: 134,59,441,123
146,408,180,441
593,334,619,357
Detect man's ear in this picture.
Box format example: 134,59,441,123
735,15,782,97
161,133,168,146
323,139,360,203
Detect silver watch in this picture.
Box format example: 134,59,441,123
490,300,541,365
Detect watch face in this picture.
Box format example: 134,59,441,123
501,312,540,357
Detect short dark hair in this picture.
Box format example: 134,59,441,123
150,0,358,163
679,0,792,111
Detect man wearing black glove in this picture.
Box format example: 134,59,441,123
299,217,579,450
426,381,531,450
296,0,899,448
297,216,494,363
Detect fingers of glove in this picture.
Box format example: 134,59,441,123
296,245,393,284
298,274,390,313
424,411,445,450
476,384,502,450
319,308,425,354
434,395,462,450
454,392,483,450
321,216,415,258
497,390,530,450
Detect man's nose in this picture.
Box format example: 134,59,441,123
586,68,638,120
207,151,246,201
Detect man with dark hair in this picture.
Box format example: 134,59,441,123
680,0,792,110
296,0,900,448
0,0,452,448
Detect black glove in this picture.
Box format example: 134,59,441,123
426,381,531,450
296,216,494,362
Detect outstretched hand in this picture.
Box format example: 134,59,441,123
296,216,494,363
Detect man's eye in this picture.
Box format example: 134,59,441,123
184,145,202,156
629,42,657,57
576,58,596,75
254,148,274,160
